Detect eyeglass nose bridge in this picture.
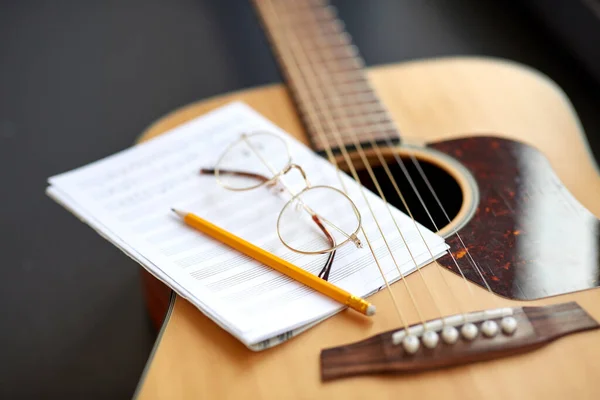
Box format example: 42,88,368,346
282,163,311,188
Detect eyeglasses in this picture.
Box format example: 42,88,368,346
200,131,363,279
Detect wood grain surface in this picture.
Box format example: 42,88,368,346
134,57,600,399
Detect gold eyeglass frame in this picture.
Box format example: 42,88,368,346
212,131,363,256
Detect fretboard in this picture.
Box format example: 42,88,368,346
252,0,401,154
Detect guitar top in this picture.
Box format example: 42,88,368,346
134,0,600,398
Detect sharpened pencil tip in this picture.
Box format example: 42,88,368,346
171,208,187,218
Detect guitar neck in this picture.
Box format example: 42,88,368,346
252,0,401,154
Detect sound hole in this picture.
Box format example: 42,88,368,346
355,154,463,233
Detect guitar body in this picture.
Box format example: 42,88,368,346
135,57,600,399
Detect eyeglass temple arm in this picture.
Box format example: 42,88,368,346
282,164,311,187
311,215,337,281
200,168,269,183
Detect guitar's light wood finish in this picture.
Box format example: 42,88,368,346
135,57,600,399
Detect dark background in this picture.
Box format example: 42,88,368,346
1,0,599,398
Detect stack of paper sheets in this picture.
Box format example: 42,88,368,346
46,102,448,350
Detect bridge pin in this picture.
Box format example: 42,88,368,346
481,320,499,337
501,316,518,335
461,322,479,340
422,330,439,349
402,335,420,354
441,326,459,344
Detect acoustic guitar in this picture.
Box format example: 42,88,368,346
134,1,600,398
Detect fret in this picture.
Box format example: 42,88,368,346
313,123,399,137
296,53,360,66
311,127,400,154
286,70,377,108
295,44,359,61
291,73,374,97
291,85,378,105
291,20,345,36
306,116,395,134
310,128,399,148
253,0,401,152
295,32,358,64
299,104,387,120
304,115,392,134
278,0,327,12
300,76,372,96
283,6,338,27
295,32,357,55
279,5,337,22
290,87,382,112
303,110,390,127
292,59,365,74
305,113,394,128
323,73,368,85
286,6,344,26
292,41,353,55
298,31,352,48
295,98,382,118
273,27,353,53
304,80,372,96
320,68,366,80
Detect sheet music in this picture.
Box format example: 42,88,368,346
47,102,448,347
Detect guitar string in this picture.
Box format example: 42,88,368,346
264,0,448,331
292,0,498,305
262,0,502,336
408,155,497,296
297,62,498,301
284,0,503,323
292,5,477,298
279,0,470,321
259,0,416,330
301,105,497,302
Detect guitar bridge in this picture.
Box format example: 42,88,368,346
320,302,598,381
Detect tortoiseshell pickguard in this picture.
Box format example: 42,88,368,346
429,137,600,300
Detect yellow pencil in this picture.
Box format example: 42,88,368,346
171,208,376,316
